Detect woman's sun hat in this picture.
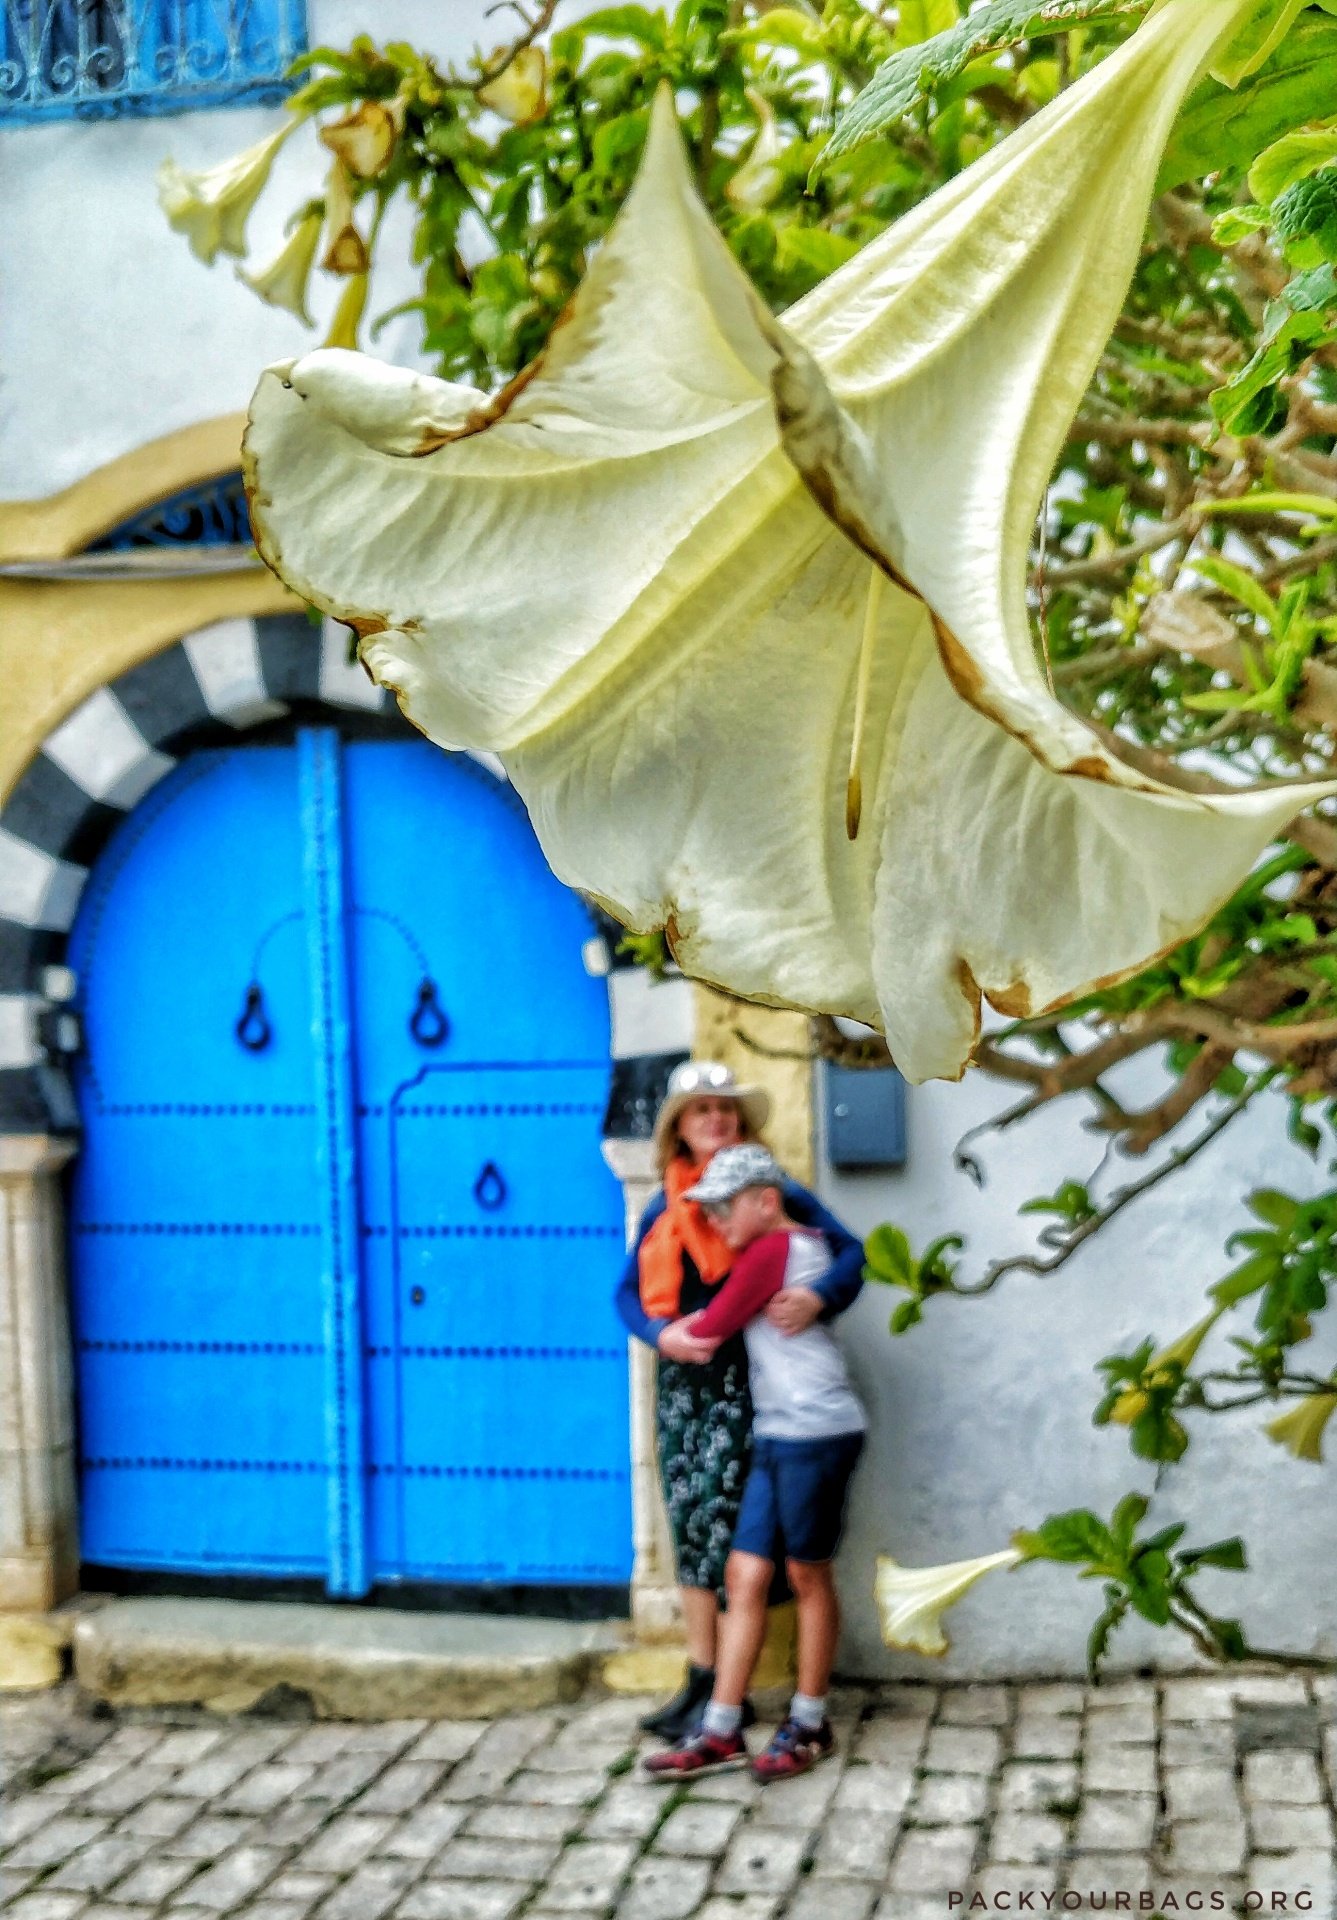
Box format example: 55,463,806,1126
652,1059,772,1160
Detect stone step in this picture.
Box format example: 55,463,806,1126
73,1596,627,1720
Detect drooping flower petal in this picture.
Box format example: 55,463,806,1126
320,100,399,179
1265,1391,1337,1462
321,161,370,275
875,1548,1023,1656
245,0,1336,1083
477,45,547,124
158,124,295,266
238,210,323,325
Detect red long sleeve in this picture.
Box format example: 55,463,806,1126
688,1231,790,1340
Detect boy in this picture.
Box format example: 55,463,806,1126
644,1143,867,1782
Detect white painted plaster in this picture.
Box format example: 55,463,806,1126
183,617,285,726
816,1058,1337,1679
609,968,694,1060
43,687,175,806
0,830,86,932
0,996,40,1070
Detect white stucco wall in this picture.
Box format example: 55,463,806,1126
7,1,1332,1680
820,1055,1337,1679
0,0,528,500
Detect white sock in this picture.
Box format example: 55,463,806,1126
702,1699,743,1739
790,1691,826,1730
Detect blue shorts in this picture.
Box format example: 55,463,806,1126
730,1430,865,1566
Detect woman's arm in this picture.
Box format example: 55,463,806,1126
782,1181,865,1318
612,1192,672,1349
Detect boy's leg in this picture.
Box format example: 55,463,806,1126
711,1551,774,1708
785,1556,840,1702
751,1433,865,1780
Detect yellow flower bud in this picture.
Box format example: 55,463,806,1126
324,273,369,353
1265,1391,1337,1463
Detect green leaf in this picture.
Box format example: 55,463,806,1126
775,226,862,277
890,1297,923,1335
1179,1536,1248,1572
1249,124,1337,205
1211,1250,1283,1306
1191,556,1280,627
1109,1492,1149,1554
1248,1187,1302,1230
727,8,829,62
823,0,1152,163
1021,1509,1117,1567
1212,203,1273,246
864,1223,914,1286
1274,163,1337,268
570,6,669,50
894,0,961,50
1130,1408,1189,1463
1159,18,1337,193
1209,1615,1250,1660
1210,0,1307,89
591,108,651,177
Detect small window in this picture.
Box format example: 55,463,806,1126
0,1,307,123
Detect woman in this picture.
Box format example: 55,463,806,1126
613,1059,865,1740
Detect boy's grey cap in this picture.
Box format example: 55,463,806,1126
684,1144,787,1206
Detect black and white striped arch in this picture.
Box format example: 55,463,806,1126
0,615,690,1140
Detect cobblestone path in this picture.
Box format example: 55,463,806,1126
2,1673,1335,1919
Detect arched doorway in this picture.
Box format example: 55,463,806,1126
66,725,632,1598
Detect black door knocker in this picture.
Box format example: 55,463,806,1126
235,983,272,1052
409,977,449,1048
473,1161,507,1210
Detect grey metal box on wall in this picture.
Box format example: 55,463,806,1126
822,1060,907,1170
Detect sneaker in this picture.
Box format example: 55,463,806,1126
638,1664,715,1741
642,1729,749,1779
750,1717,836,1782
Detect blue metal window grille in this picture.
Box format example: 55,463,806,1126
0,2,307,123
90,473,251,550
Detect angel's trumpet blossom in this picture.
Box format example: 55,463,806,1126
159,123,295,265
244,0,1333,1083
238,210,323,325
875,1548,1023,1656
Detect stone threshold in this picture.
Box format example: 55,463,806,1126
58,1595,636,1721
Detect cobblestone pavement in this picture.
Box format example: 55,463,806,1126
3,1672,1335,1920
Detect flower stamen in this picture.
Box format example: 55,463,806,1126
846,563,884,842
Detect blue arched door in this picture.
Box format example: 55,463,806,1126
67,729,630,1595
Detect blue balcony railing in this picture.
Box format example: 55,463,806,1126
0,2,307,123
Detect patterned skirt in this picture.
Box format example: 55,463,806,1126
656,1339,753,1597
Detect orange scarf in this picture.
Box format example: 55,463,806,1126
638,1155,734,1320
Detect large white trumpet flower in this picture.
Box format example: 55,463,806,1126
875,1548,1024,1656
244,0,1334,1083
